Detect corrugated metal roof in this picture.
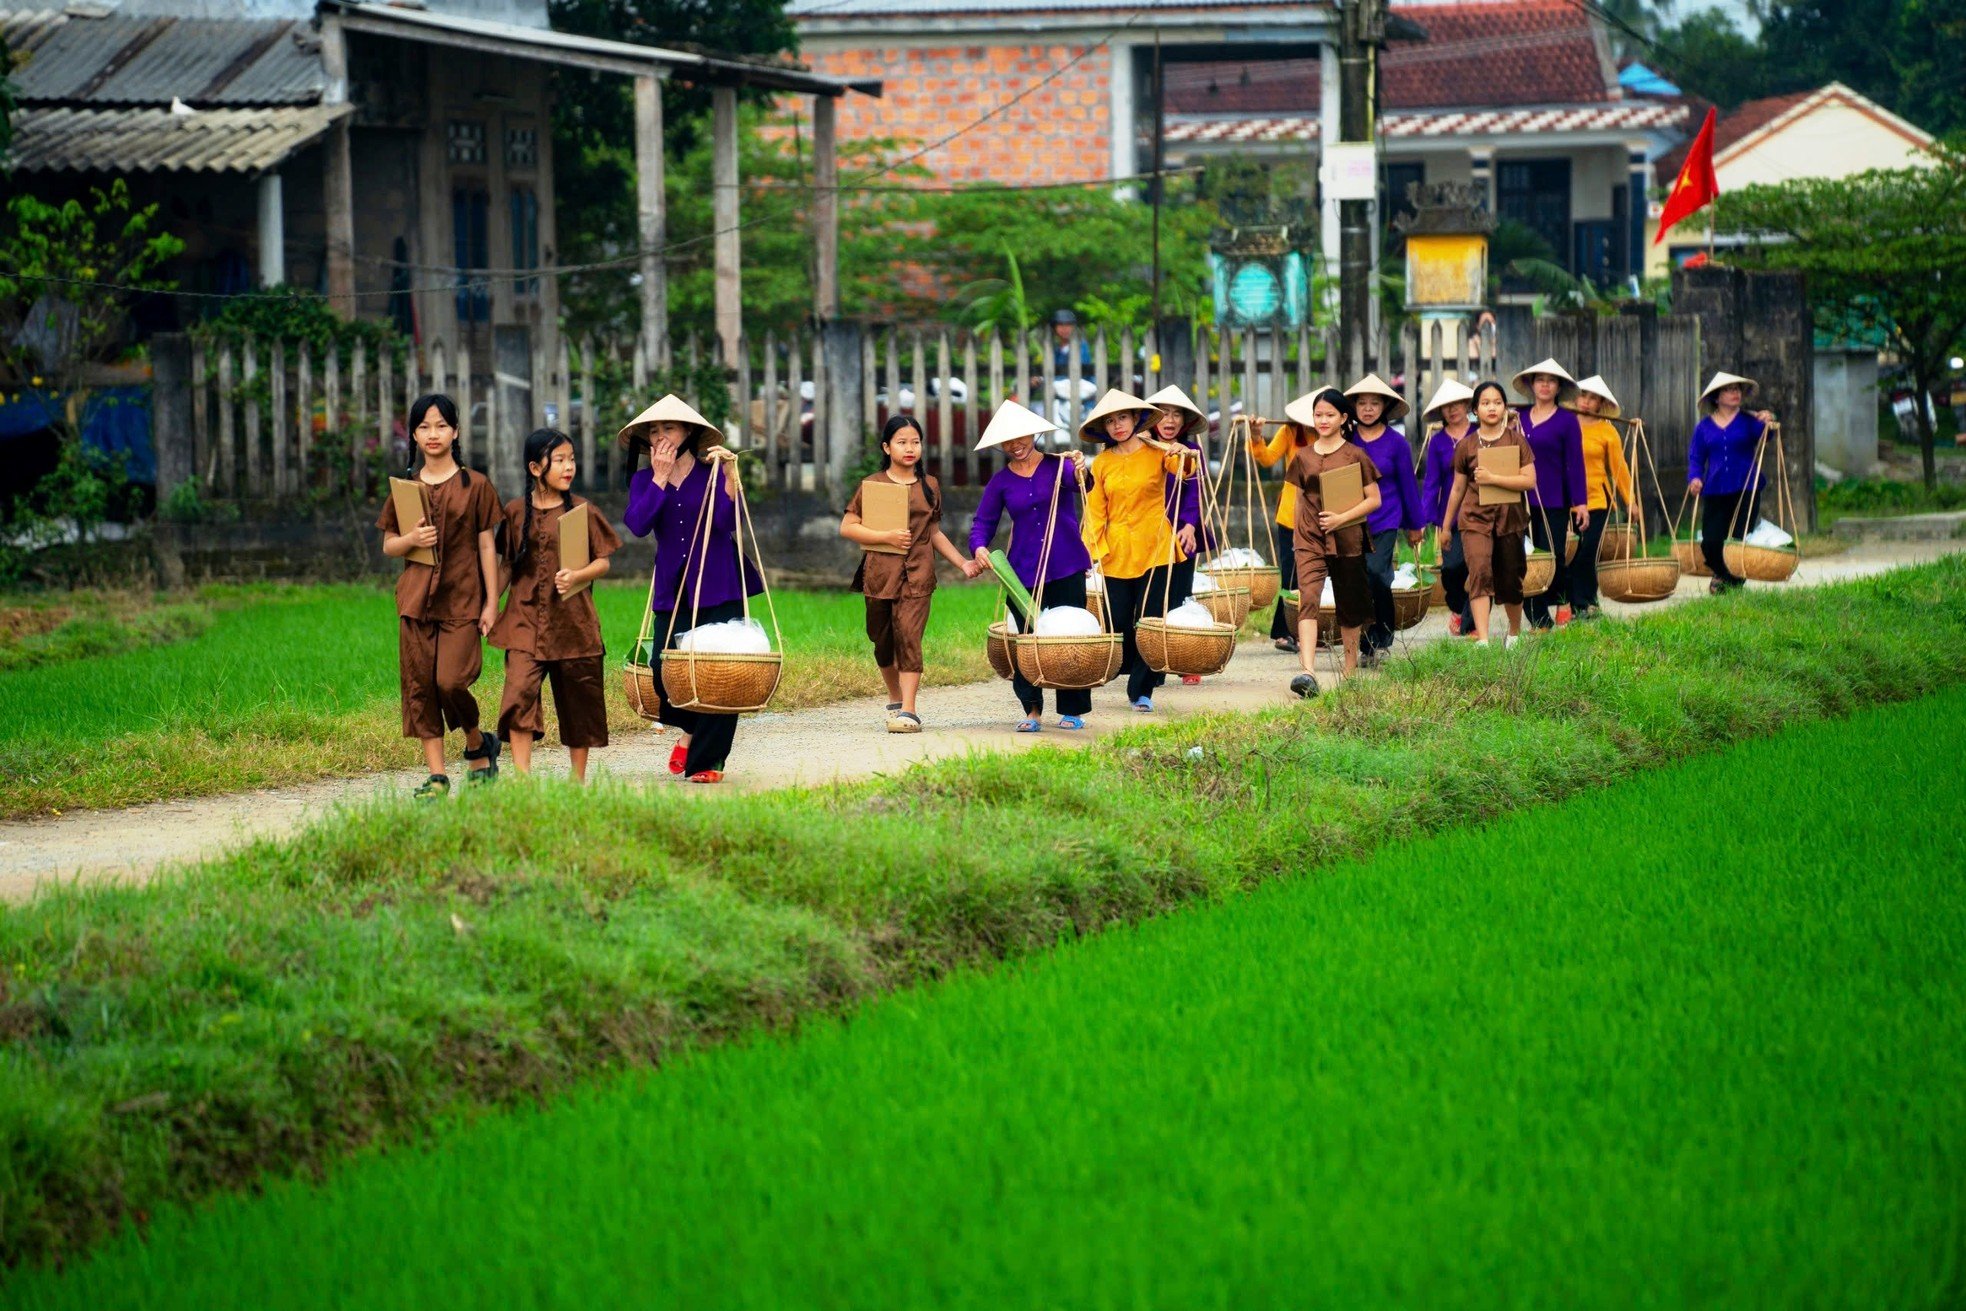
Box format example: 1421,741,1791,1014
5,103,352,174
1,10,323,106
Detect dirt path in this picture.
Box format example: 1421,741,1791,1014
2,539,1956,901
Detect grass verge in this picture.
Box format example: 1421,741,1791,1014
17,683,1966,1309
0,583,999,818
0,591,219,674
0,558,1962,1271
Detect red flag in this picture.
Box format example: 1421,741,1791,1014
1655,106,1719,245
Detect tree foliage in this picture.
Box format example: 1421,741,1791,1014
1713,139,1966,487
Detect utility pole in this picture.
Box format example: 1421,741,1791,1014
1337,0,1385,374
1150,31,1165,336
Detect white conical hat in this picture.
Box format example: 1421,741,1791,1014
1570,374,1622,418
1144,384,1206,436
1343,372,1410,423
1421,378,1476,421
617,394,722,451
1509,357,1579,402
1078,388,1156,444
1698,371,1757,409
1284,386,1351,430
975,399,1059,452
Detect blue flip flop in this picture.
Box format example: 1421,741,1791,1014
1016,717,1043,733
1057,715,1087,731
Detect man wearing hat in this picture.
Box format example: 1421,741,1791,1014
1688,371,1777,591
1511,358,1590,628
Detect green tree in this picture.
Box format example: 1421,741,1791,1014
1648,8,1774,110
1713,139,1966,489
1755,0,1966,136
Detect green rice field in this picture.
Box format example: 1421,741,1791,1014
16,681,1964,1309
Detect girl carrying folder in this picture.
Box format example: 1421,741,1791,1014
489,427,618,781
1283,388,1381,699
1438,381,1538,647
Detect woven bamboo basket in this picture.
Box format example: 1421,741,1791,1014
1598,557,1681,603
1522,550,1557,598
1598,524,1638,562
1194,586,1252,628
1136,617,1236,676
1723,541,1800,582
1428,578,1447,608
1010,632,1124,689
1278,590,1299,633
1671,539,1710,578
1208,565,1280,608
1564,536,1579,565
662,650,782,714
1392,586,1430,630
622,659,662,723
1085,587,1109,629
1315,604,1342,646
985,621,1015,680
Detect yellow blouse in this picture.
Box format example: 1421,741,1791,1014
1580,417,1634,511
1249,423,1306,529
1083,442,1186,580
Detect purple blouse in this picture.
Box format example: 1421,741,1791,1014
623,460,764,615
968,455,1094,591
1420,424,1469,527
1354,426,1424,534
1164,436,1216,555
1515,405,1588,510
1687,411,1768,496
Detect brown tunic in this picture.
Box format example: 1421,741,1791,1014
488,496,622,661
1285,441,1380,562
376,469,503,621
847,472,941,600
1451,425,1533,537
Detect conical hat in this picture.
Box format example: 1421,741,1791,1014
1078,388,1155,444
1344,373,1410,423
1421,378,1476,421
617,394,722,451
1283,387,1351,430
1569,374,1622,418
1698,371,1757,409
1509,357,1579,402
975,399,1060,452
1144,384,1206,437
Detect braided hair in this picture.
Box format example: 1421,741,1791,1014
879,413,939,516
405,393,469,485
512,427,578,569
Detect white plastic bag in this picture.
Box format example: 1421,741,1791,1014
675,617,772,654
1743,518,1795,549
1205,547,1267,570
1033,606,1101,637
1191,570,1216,592
1319,579,1335,607
1085,567,1105,595
1391,563,1419,589
1165,600,1222,630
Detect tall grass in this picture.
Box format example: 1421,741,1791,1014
18,686,1965,1309
0,582,1000,817
0,559,1962,1269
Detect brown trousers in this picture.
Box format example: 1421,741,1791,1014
865,592,932,674
1294,547,1373,630
498,651,609,749
1460,530,1527,604
399,618,483,739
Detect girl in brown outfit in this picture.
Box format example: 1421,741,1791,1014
841,415,979,732
1284,387,1382,699
1438,380,1539,647
377,393,504,799
491,427,620,781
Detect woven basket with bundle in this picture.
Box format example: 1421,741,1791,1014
1278,589,1299,633
1137,616,1236,676
1206,564,1279,608
1194,586,1252,627
1205,416,1283,609
1719,419,1800,584
1671,539,1710,578
1599,557,1680,603
1722,541,1800,582
985,619,1015,680
1392,587,1430,629
1598,524,1638,562
1591,417,1679,604
1007,454,1124,690
1521,550,1556,598
1315,603,1341,647
1085,586,1109,629
622,654,663,724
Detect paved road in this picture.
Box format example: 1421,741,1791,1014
2,539,1957,901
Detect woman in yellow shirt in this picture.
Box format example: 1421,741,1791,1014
1568,374,1636,618
1082,389,1191,712
1248,415,1308,651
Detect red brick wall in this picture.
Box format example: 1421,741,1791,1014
799,43,1114,185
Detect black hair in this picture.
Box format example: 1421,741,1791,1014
512,427,578,568
878,413,938,515
1305,387,1352,430
405,392,469,485
1470,380,1509,411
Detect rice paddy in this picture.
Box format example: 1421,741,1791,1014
15,678,1964,1310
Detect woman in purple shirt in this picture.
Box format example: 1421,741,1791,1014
620,395,763,783
1344,374,1424,659
967,401,1094,732
1418,378,1477,636
1510,358,1590,629
1687,371,1777,592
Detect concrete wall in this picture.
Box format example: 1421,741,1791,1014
1813,351,1881,477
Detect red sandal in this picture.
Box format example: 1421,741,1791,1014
668,742,688,775
687,770,723,785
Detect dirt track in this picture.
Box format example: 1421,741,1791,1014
1,539,1956,901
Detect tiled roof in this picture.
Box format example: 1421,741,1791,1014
1,10,323,107
790,0,1307,12
6,104,353,174
1165,101,1690,145
1162,0,1614,115
1653,90,1810,183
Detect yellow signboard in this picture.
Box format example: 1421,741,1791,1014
1405,233,1488,309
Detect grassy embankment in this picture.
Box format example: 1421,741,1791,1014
17,682,1966,1309
0,582,1001,818
0,558,1960,1270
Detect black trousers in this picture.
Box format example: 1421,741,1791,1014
1169,557,1196,610
1270,522,1298,640
1702,488,1761,586
1439,529,1473,631
1570,507,1610,609
1527,508,1570,629
1104,565,1172,704
1007,572,1093,718
1363,528,1399,651
653,600,744,775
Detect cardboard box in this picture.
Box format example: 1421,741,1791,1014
558,502,591,595
1318,460,1364,515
